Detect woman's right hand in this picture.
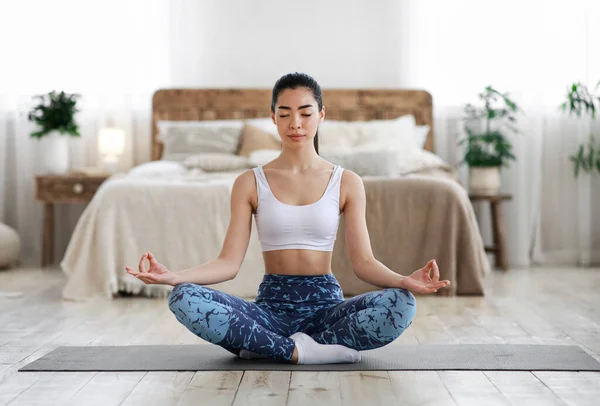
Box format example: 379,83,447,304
125,251,179,286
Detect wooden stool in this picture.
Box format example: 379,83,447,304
469,194,513,271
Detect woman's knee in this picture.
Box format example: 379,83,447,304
168,283,212,312
377,288,417,330
167,284,232,344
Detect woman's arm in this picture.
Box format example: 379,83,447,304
341,170,407,289
341,171,449,294
171,170,256,285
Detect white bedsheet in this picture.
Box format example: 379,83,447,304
60,170,266,300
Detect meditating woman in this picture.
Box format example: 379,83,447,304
125,72,450,364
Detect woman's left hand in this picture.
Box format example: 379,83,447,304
399,259,450,294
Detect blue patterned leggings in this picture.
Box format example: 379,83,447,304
167,273,416,361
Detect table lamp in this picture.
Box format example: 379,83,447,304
98,127,125,173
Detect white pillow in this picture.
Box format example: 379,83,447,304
317,115,421,151
318,120,363,150
355,115,418,151
248,149,281,166
246,116,426,151
414,125,430,149
128,161,188,178
158,120,244,161
321,146,399,177
183,153,251,172
321,145,449,178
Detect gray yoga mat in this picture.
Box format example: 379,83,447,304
18,344,600,372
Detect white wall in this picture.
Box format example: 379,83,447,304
168,0,404,88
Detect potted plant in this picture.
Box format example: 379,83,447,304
560,81,600,177
28,90,80,174
460,86,520,194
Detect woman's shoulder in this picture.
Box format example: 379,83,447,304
231,169,259,208
340,167,361,186
339,168,363,211
233,169,259,191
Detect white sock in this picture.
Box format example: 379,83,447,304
290,332,361,364
239,349,270,360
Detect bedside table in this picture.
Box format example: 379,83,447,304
35,173,110,267
469,193,513,271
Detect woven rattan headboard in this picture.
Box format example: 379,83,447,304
151,88,434,161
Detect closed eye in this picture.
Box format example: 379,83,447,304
278,114,312,118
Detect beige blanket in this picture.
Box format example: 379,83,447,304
332,168,489,296
61,167,489,301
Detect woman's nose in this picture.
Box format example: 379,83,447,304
289,115,301,129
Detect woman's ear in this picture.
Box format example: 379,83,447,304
319,106,326,123
271,111,276,125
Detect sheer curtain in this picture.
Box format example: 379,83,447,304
397,0,600,267
0,0,171,265
1,0,598,268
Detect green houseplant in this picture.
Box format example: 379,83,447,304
27,90,80,173
460,85,520,194
560,81,600,177
28,90,80,138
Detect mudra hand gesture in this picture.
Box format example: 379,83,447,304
400,259,450,294
125,251,178,286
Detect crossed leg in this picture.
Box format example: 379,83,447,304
167,283,296,361
301,288,417,350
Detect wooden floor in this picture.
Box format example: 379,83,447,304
1,266,599,406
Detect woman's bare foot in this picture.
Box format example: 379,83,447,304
290,346,299,364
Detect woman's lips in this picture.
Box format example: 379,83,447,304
288,134,305,140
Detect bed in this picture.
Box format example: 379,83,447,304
60,88,490,300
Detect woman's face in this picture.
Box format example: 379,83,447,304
271,87,325,148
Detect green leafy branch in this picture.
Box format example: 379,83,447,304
560,81,600,177
570,135,600,177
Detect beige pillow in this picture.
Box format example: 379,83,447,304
237,124,281,157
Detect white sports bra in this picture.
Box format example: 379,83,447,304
252,165,344,252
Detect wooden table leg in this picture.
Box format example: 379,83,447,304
490,201,508,271
42,203,54,268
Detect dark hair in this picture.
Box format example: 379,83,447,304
271,72,322,154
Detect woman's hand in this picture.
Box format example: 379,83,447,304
399,259,450,294
125,251,179,286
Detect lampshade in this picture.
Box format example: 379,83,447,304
98,128,125,156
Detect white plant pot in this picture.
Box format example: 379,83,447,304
469,166,501,195
38,132,70,174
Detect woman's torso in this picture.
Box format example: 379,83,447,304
250,161,347,276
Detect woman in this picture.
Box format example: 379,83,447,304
125,72,450,364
